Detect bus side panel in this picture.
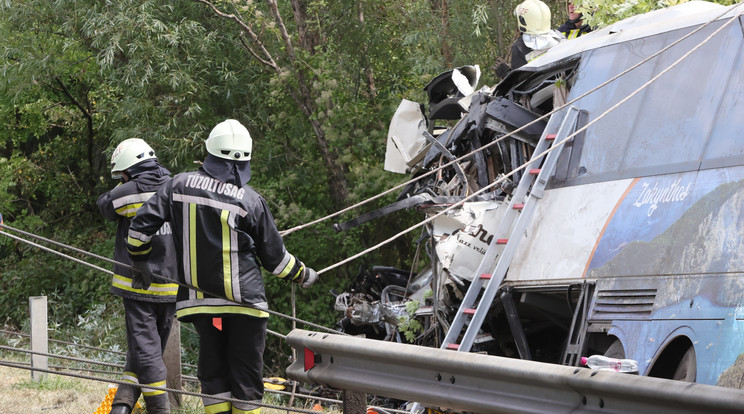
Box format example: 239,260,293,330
587,167,744,278
596,275,744,385
508,179,634,281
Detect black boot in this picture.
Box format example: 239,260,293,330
109,404,132,414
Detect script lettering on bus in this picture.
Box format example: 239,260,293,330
632,178,691,217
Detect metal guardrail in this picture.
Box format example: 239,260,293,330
285,329,744,414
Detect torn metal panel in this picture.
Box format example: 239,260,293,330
431,200,508,282
424,65,481,120
385,99,430,174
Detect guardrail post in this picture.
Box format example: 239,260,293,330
29,296,48,382
164,317,182,409
343,390,366,414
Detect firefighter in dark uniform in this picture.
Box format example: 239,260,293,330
125,119,318,414
557,2,592,39
97,138,178,414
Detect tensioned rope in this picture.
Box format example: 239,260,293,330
278,3,743,238
1,7,740,413
0,226,341,336
1,2,741,333
312,3,744,275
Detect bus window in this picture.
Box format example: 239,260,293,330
620,22,742,177
558,33,661,184
702,24,744,170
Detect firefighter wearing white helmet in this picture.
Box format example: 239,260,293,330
206,118,253,160
510,0,565,69
98,138,177,414
126,118,318,414
515,0,551,35
109,138,157,179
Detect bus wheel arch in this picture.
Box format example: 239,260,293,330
647,336,696,382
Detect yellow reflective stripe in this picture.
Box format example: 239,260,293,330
127,237,148,247
129,248,151,256
142,380,167,396
176,305,269,319
290,266,303,282
189,203,202,300
114,203,144,217
112,274,178,296
205,402,231,414
122,371,138,383
233,407,261,414
568,29,579,39
221,210,234,301
278,255,296,279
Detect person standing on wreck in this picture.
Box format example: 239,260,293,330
511,0,564,69
126,119,319,414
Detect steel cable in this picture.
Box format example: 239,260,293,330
0,359,323,414
0,226,342,336
0,328,127,356
0,357,411,414
1,2,741,327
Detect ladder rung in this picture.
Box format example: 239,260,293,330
446,344,460,350
529,169,541,175
480,273,492,279
545,134,557,140
496,238,508,244
513,204,524,210
464,308,476,315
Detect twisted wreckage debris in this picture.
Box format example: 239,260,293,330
332,63,571,347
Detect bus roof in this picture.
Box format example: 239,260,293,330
522,1,736,69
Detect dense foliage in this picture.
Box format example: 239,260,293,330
0,0,734,373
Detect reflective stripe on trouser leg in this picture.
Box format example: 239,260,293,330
203,391,232,414
193,316,267,413
121,298,175,412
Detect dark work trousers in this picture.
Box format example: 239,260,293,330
113,298,175,413
192,315,267,414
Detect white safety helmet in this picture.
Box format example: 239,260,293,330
206,119,253,161
110,138,156,179
514,0,551,35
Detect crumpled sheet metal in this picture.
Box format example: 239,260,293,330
431,200,507,282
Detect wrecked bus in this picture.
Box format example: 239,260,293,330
333,0,744,388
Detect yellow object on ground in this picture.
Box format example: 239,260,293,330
93,386,143,414
263,376,287,391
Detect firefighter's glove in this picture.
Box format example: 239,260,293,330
300,267,318,289
492,56,512,79
131,260,153,290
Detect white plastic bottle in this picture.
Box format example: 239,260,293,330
581,355,639,373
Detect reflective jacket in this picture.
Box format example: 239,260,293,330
126,168,306,321
97,172,178,303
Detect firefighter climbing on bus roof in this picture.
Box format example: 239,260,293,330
126,119,318,414
494,0,566,78
557,2,592,39
511,0,565,69
97,138,178,414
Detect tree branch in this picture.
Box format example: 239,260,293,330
193,0,280,72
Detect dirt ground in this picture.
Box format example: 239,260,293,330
0,364,111,414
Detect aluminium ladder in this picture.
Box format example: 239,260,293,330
440,107,581,353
